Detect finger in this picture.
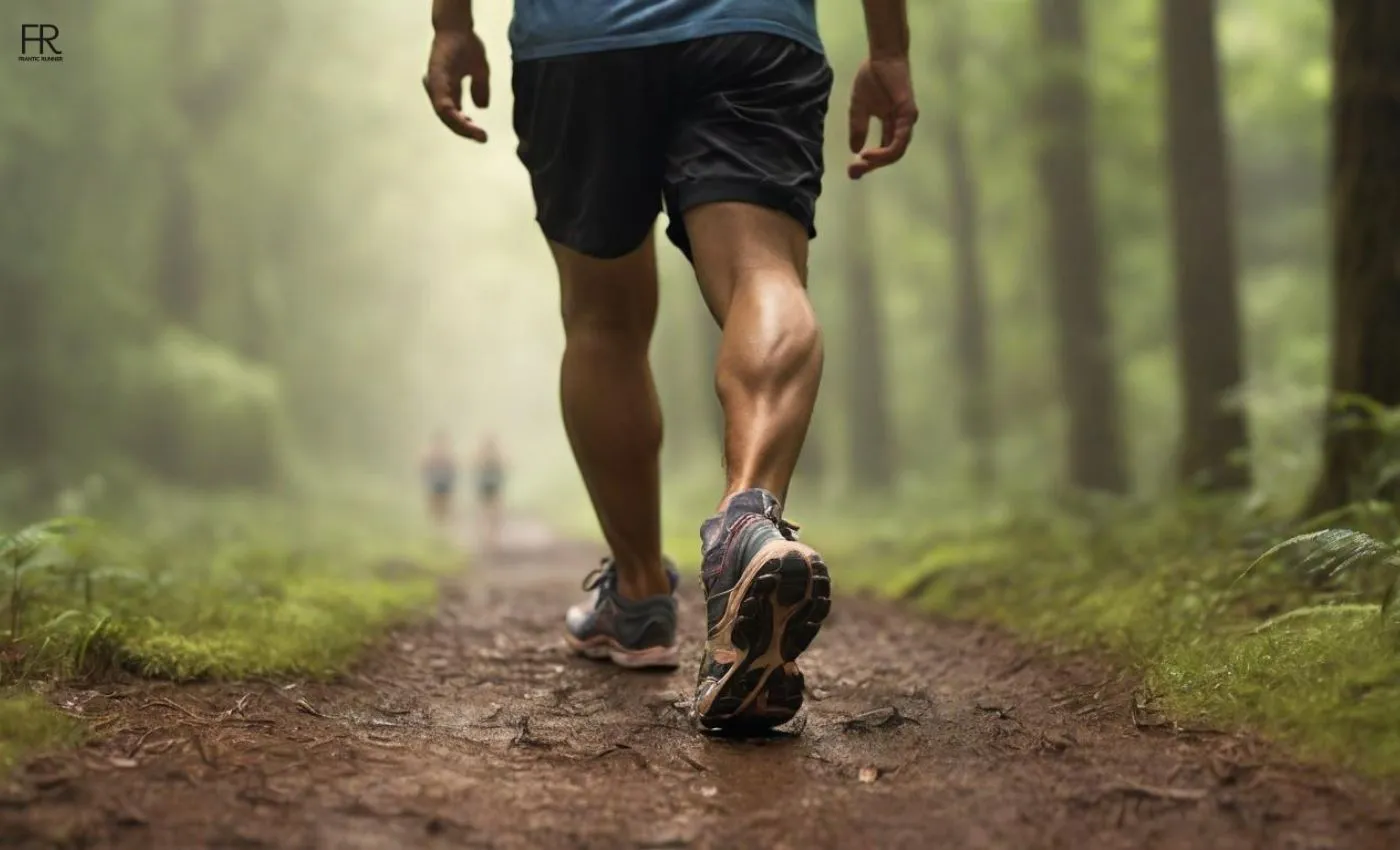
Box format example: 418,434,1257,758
423,68,462,115
470,61,491,109
848,155,875,180
854,113,915,173
433,98,488,141
884,111,915,162
457,119,489,143
425,71,488,142
848,103,871,155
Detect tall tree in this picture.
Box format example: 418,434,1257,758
1161,0,1251,492
1034,0,1129,493
159,1,283,327
937,4,995,491
1305,1,1400,515
0,259,50,494
844,186,896,491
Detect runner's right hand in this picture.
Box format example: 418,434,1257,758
424,29,492,143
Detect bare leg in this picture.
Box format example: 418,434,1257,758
685,203,823,508
550,235,671,601
484,496,502,555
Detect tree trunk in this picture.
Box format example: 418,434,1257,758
157,0,285,328
845,187,896,491
0,154,55,501
156,0,205,326
1304,0,1400,516
937,15,996,491
156,172,202,326
1161,0,1251,492
0,265,49,483
1034,0,1129,493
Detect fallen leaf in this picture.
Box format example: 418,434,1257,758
295,698,328,718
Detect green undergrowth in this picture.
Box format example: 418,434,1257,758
820,497,1400,780
0,693,84,768
1,489,461,689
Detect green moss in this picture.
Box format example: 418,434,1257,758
3,495,460,684
113,573,440,680
0,693,83,768
834,504,1400,779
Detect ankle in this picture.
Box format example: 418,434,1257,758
716,486,783,516
615,561,671,600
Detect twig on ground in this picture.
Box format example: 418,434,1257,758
1101,778,1208,803
126,727,161,758
142,697,209,724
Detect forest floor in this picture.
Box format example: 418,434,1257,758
2,519,1399,850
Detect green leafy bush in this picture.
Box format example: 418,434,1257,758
118,329,286,487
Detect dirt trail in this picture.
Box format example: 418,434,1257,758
4,521,1399,849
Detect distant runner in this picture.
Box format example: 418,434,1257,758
421,430,458,527
474,434,505,554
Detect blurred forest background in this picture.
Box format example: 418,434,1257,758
5,0,1400,776
2,0,1383,532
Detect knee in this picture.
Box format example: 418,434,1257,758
553,241,657,348
560,290,654,347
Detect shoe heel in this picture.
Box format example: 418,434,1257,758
775,552,830,662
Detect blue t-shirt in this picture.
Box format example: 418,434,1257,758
509,0,822,62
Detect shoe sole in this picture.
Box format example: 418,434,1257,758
695,541,831,731
565,633,681,670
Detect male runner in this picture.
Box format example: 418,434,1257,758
425,0,916,732
421,430,458,527
473,434,506,554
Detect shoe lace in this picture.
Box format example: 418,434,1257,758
580,558,616,591
766,506,801,541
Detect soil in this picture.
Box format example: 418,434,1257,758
3,521,1399,849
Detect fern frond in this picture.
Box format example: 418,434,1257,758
1248,603,1381,635
1248,528,1397,578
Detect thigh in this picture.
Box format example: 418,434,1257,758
662,34,834,261
512,51,669,259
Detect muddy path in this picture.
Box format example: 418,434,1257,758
3,521,1399,849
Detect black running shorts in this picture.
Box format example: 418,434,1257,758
511,33,833,261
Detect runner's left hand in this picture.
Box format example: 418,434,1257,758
848,56,918,179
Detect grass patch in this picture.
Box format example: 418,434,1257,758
822,498,1400,779
1,490,461,685
0,692,83,768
